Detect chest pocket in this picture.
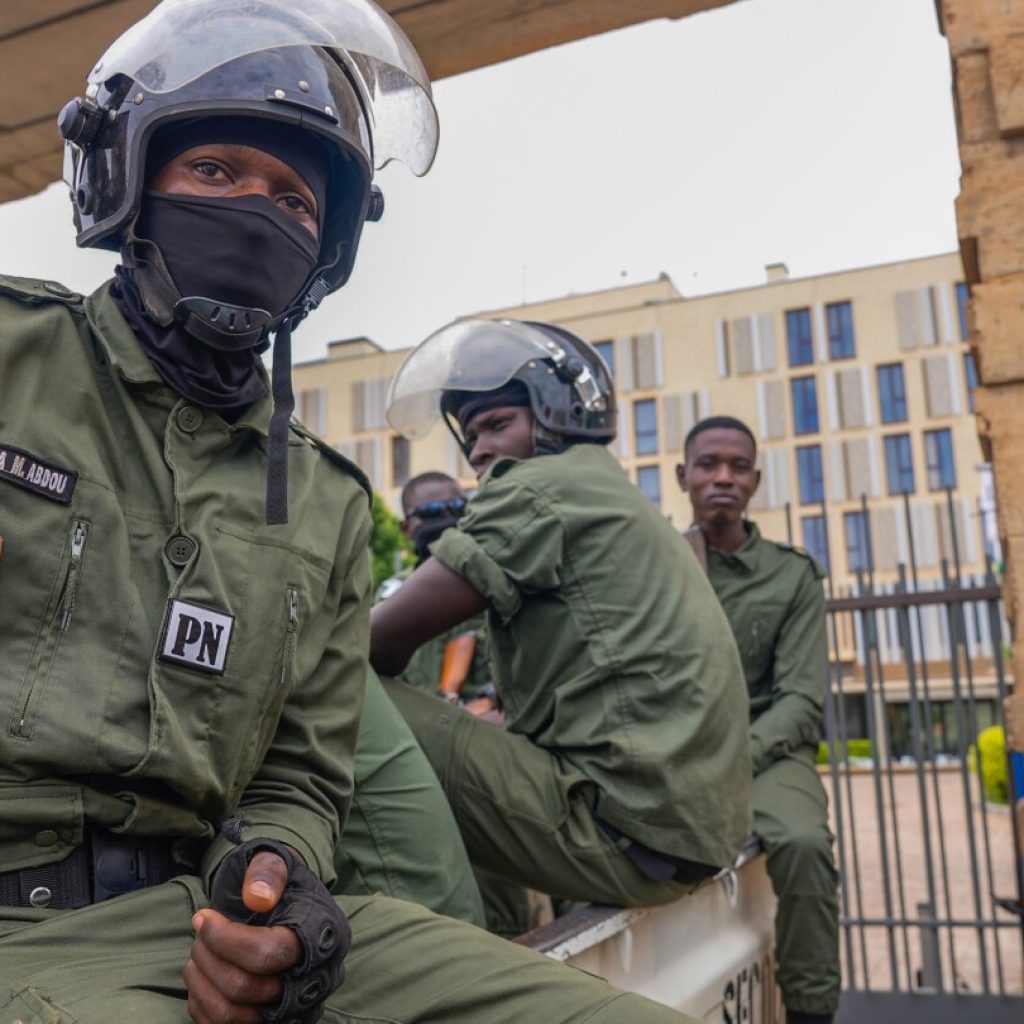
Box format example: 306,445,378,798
736,600,790,689
138,528,331,816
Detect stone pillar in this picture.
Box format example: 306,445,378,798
940,1,1024,747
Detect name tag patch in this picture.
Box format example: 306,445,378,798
0,442,77,504
159,599,234,675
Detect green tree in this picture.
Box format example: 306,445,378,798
370,492,414,592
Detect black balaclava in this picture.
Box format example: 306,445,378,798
450,380,532,433
113,116,330,521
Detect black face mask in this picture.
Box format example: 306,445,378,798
414,517,462,563
136,190,320,329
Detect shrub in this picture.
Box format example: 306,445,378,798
816,739,874,764
970,725,1008,805
369,492,415,591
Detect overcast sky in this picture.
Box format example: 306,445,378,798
0,0,960,362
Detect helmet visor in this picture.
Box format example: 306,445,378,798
387,319,555,439
89,0,438,174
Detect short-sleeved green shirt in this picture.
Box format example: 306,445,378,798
432,444,751,867
706,523,827,775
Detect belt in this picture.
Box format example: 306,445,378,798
0,830,177,910
595,816,719,886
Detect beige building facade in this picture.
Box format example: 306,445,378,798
294,250,988,595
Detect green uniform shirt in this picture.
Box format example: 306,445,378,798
432,444,751,867
706,523,827,775
0,277,371,885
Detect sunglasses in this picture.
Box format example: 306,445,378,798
406,498,468,520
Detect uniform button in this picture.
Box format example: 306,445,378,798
43,281,73,297
29,886,52,907
34,830,59,847
165,535,197,567
176,405,204,433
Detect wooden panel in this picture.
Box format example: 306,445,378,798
0,0,737,201
385,0,735,80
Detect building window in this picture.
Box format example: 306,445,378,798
790,376,820,435
955,282,969,341
786,308,814,366
883,434,915,495
594,339,615,378
796,445,824,505
391,436,410,488
844,510,871,573
636,465,661,506
876,363,908,424
963,352,978,413
924,428,956,491
633,399,659,455
801,515,829,573
826,301,856,360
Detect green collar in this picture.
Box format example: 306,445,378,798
707,521,762,572
85,280,273,438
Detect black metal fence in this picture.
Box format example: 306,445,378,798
811,491,1023,1015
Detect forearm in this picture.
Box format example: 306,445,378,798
749,693,823,774
370,557,487,676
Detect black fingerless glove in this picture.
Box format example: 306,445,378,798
210,839,352,1024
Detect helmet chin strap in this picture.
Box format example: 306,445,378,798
122,228,274,351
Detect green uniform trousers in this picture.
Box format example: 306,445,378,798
383,680,691,908
753,755,840,1015
0,880,695,1023
335,670,485,927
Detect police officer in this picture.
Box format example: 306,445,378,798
373,318,752,911
677,415,840,1024
0,3,696,1022
380,472,494,705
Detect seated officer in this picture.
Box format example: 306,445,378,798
677,415,840,1024
0,3,695,1022
380,472,495,706
372,318,752,911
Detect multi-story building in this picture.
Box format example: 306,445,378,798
294,251,1001,757
295,251,986,584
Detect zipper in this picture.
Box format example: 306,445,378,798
60,520,89,632
281,587,299,687
16,518,89,735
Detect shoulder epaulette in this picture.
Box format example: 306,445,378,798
0,275,83,307
288,421,372,500
771,539,826,580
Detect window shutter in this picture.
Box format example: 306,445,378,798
813,304,828,363
918,286,938,346
732,318,754,375
335,440,356,462
860,366,874,426
937,282,956,343
866,436,881,497
825,371,840,431
355,438,382,488
757,314,776,371
350,381,365,433
714,321,729,378
844,438,872,499
828,442,846,502
874,507,899,571
297,388,326,435
923,356,954,417
911,502,938,568
772,448,791,506
615,336,635,391
633,332,662,389
838,368,866,428
663,395,682,454
895,291,919,351
762,379,786,440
